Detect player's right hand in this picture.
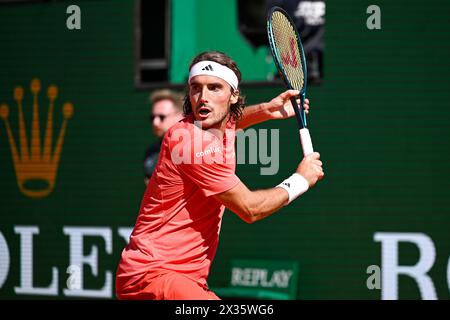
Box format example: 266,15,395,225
296,152,324,187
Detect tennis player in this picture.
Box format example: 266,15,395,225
116,51,324,300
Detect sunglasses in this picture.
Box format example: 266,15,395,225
150,114,170,122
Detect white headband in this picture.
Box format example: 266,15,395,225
188,61,239,90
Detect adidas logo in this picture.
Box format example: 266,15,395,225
201,64,214,71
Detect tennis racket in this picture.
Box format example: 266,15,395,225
267,6,313,156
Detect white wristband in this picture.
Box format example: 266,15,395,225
277,173,309,205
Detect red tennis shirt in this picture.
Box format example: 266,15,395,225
116,115,240,290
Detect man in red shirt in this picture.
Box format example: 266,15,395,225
116,51,324,300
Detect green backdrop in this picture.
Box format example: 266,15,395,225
1,0,449,299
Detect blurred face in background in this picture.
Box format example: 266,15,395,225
151,99,183,137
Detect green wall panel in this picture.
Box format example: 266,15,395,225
1,0,449,299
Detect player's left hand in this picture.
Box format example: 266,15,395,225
266,89,309,120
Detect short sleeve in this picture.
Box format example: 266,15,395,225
178,157,240,197
170,126,240,197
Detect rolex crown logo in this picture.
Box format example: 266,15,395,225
0,78,74,198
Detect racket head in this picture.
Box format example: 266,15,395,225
267,6,308,96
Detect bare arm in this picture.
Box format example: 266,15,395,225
236,102,272,131
236,90,310,130
213,152,324,223
213,182,289,224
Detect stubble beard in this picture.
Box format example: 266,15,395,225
196,106,230,131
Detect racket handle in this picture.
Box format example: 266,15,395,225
299,128,314,156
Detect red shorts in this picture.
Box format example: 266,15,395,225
116,270,220,300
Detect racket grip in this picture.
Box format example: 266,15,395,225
299,128,314,156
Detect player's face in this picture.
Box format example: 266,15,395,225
151,99,181,137
189,75,238,130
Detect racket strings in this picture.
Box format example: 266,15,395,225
270,11,304,90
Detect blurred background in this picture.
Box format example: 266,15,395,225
0,0,449,299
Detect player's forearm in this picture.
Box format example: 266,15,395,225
215,177,310,224
236,102,271,130
244,172,311,222
243,187,289,223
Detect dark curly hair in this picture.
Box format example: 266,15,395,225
183,51,245,121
